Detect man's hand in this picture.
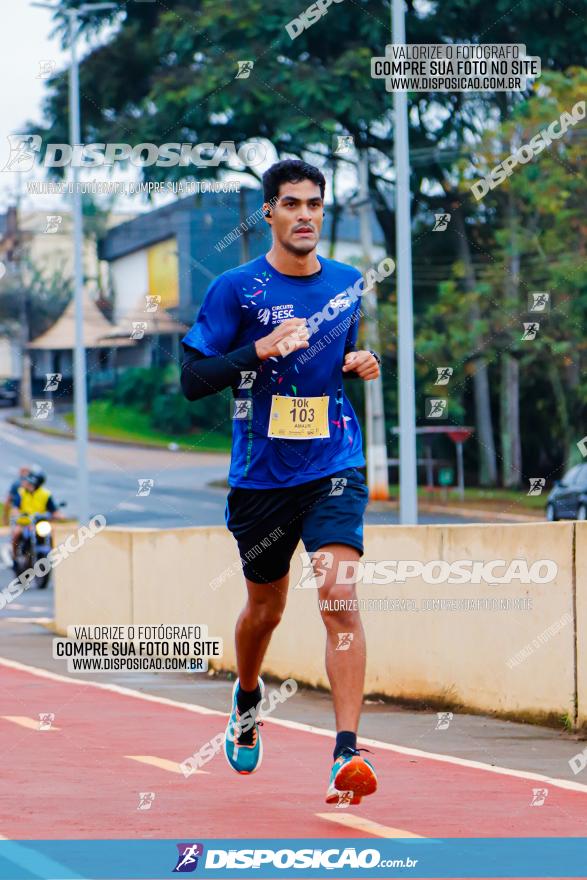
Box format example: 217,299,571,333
255,317,310,360
342,350,380,380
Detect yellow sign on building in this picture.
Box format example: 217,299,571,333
147,237,179,308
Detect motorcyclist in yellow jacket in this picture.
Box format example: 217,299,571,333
10,470,60,570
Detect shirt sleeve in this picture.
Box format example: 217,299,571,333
181,342,262,401
182,274,242,356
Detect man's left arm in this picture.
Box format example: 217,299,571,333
341,294,381,381
342,348,381,380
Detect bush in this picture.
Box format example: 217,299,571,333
111,367,161,411
150,392,193,434
110,365,233,437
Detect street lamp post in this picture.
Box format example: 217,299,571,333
391,0,418,523
357,151,389,500
32,2,116,525
67,8,90,526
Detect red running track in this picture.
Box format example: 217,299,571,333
0,658,586,863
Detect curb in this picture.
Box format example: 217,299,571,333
418,502,544,523
6,416,230,458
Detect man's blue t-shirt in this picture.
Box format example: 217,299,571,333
182,254,366,489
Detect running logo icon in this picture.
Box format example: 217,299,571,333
33,400,53,420
137,792,155,811
131,321,148,340
434,367,453,386
37,60,56,80
334,135,354,154
529,292,550,312
527,478,546,496
436,711,453,730
44,215,62,234
44,372,62,391
2,134,42,172
329,477,347,496
173,843,204,872
522,322,539,341
426,398,447,419
233,399,252,420
236,61,254,79
530,787,548,807
238,371,256,390
38,712,54,731
336,632,354,651
296,550,333,589
433,213,451,231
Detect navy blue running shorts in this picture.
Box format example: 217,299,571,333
225,467,369,584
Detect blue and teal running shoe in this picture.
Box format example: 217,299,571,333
325,747,377,804
224,678,264,774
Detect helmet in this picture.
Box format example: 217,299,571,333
28,467,46,487
24,471,44,490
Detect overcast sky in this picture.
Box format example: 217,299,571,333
0,2,76,210
0,2,363,216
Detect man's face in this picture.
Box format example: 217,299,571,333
265,179,324,256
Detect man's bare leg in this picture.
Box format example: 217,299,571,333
235,574,289,690
315,544,375,801
315,544,365,732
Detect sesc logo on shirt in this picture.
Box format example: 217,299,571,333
328,292,352,311
257,303,295,325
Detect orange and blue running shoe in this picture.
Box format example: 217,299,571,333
325,747,377,805
224,678,264,775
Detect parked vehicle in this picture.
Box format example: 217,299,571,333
546,464,587,521
0,378,19,407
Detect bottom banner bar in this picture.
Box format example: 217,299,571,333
0,838,586,879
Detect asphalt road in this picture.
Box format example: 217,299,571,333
0,407,487,529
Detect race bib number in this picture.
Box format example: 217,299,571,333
268,395,330,439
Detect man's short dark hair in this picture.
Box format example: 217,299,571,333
262,159,326,204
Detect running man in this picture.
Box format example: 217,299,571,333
181,159,381,804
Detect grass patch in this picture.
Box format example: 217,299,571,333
387,484,546,512
64,401,232,453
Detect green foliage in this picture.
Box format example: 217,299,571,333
111,367,162,411
150,392,194,434
108,365,233,437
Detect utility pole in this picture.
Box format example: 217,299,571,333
67,8,90,526
33,1,116,524
392,0,418,523
357,151,389,500
6,204,33,416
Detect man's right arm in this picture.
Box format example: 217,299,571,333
180,343,262,401
180,318,310,402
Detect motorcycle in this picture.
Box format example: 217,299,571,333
13,503,66,589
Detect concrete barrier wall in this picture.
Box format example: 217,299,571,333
53,521,583,724
575,522,586,726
